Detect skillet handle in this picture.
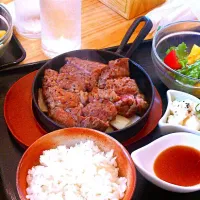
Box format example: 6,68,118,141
116,16,153,58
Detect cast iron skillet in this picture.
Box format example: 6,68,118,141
32,16,154,142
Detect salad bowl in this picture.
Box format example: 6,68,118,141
159,89,200,135
151,20,200,98
131,132,200,193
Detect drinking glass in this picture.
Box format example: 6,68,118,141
40,0,81,58
14,0,41,38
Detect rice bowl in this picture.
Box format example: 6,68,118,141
26,140,127,200
16,128,136,200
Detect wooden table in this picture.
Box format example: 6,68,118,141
3,0,152,65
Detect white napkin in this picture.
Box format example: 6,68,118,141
146,0,200,34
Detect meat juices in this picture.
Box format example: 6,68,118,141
42,57,148,131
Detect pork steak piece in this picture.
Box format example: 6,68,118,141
98,58,129,88
43,86,81,110
82,100,117,122
66,57,107,80
49,107,76,127
105,77,139,96
58,64,98,92
115,94,148,118
43,69,58,88
78,116,109,131
89,87,120,103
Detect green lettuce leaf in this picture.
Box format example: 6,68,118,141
175,60,200,85
176,42,188,59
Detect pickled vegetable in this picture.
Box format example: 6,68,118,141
0,30,6,39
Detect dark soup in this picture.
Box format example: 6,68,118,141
154,145,200,186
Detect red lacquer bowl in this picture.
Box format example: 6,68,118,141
16,128,136,200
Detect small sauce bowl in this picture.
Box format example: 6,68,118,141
131,132,200,193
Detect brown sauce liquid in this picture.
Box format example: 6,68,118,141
154,145,200,186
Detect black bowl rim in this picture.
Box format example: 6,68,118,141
152,20,200,84
32,49,155,135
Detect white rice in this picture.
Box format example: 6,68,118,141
26,140,127,200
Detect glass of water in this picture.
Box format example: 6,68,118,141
40,0,81,58
14,0,41,38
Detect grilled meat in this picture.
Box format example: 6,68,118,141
82,101,117,122
105,77,139,95
42,57,149,131
98,58,129,88
43,86,80,110
78,116,109,131
43,69,58,88
66,57,107,80
89,87,120,103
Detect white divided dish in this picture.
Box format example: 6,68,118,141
131,132,200,193
159,89,200,135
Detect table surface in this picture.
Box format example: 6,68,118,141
2,0,153,65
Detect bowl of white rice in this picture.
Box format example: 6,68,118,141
16,128,136,200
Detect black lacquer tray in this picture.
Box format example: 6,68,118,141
0,40,199,200
0,34,26,70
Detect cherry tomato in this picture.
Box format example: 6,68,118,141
164,50,181,70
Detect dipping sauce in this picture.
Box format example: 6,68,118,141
154,145,200,186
